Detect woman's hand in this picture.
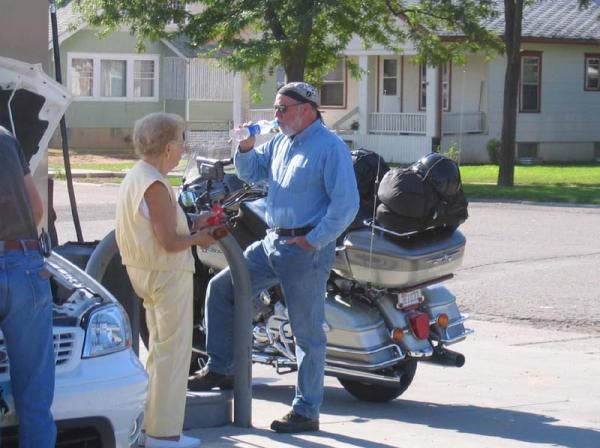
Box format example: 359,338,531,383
191,211,215,231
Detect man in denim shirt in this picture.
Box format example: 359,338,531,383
190,82,359,432
0,126,56,447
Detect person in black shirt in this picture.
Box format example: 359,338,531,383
0,126,56,447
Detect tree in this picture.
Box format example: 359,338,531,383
497,0,524,187
76,0,500,91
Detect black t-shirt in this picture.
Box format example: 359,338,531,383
0,127,37,241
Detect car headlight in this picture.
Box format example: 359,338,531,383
82,304,132,358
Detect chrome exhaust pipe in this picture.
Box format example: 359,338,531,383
324,366,401,386
424,348,465,367
253,353,402,386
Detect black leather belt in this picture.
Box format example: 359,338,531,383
272,226,314,237
0,239,40,251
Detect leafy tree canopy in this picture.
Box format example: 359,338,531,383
76,0,503,89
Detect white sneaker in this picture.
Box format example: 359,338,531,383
145,434,201,448
137,431,146,446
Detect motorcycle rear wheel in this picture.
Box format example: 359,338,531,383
338,359,417,402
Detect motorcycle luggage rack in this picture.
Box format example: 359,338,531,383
363,218,436,240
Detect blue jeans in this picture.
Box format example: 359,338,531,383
206,231,335,419
0,245,56,447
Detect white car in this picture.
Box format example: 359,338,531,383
0,56,147,447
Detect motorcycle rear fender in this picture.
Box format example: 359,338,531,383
375,294,433,357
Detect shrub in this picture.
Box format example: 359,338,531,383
486,138,501,165
443,143,461,164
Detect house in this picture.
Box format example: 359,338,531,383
49,1,234,153
53,0,600,164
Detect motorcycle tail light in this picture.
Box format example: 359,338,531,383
409,313,430,340
436,313,449,329
390,327,404,343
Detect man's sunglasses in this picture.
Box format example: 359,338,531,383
273,102,304,114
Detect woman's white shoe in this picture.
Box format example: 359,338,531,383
144,434,201,448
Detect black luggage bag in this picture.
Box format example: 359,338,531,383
376,153,468,234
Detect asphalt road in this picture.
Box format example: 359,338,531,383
53,180,600,334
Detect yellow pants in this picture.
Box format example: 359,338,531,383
126,266,193,437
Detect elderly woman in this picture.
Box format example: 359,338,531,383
115,112,214,448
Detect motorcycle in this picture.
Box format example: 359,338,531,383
172,148,473,402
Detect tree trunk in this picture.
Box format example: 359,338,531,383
284,63,305,82
498,0,523,187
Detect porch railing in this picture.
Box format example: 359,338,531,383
368,112,485,135
369,113,426,134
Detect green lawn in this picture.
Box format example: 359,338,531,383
49,162,136,172
460,164,600,205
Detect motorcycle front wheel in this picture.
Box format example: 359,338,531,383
338,359,418,402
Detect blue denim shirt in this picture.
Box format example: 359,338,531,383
234,120,359,249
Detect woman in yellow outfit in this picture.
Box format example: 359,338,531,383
115,112,216,448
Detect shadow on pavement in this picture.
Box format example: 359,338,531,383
247,383,600,448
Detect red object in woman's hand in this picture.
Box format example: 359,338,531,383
207,203,225,226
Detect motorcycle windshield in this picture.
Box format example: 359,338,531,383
181,144,202,184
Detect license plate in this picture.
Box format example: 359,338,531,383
396,290,423,309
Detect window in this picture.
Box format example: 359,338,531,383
71,58,93,97
585,54,600,91
419,64,427,110
518,142,539,160
134,60,156,97
101,60,126,97
383,59,398,96
320,59,345,107
67,53,159,102
419,62,451,111
520,52,542,113
441,62,451,111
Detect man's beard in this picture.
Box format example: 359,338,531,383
279,123,295,136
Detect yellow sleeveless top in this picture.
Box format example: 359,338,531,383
115,160,194,272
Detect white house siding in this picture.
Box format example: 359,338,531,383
339,132,430,164
486,43,600,162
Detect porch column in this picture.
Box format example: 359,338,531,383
233,72,243,127
358,55,369,134
425,64,441,152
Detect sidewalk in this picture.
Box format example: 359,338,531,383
50,168,127,178
184,319,600,448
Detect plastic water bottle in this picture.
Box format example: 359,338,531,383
229,119,278,141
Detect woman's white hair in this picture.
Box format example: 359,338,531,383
133,112,185,158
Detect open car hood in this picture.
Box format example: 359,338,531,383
0,56,71,173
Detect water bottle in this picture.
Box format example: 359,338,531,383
229,119,278,141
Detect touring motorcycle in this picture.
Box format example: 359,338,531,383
171,148,473,402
